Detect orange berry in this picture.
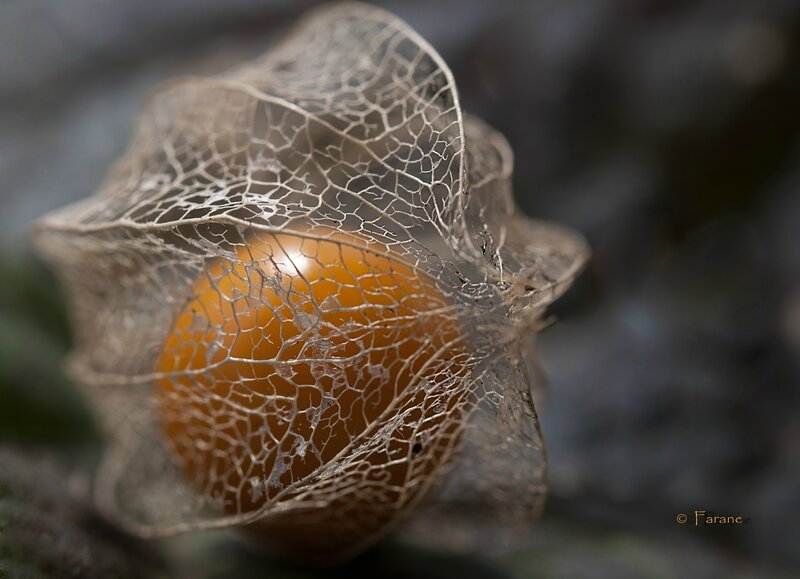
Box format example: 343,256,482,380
154,230,467,559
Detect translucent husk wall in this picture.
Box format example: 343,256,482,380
34,2,588,560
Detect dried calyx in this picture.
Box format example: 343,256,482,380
33,1,588,562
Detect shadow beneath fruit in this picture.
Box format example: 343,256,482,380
190,534,513,579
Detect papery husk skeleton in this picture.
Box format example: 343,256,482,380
34,1,588,558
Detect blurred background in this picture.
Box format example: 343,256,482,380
1,0,798,577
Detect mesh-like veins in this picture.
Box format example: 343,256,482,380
33,1,588,555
